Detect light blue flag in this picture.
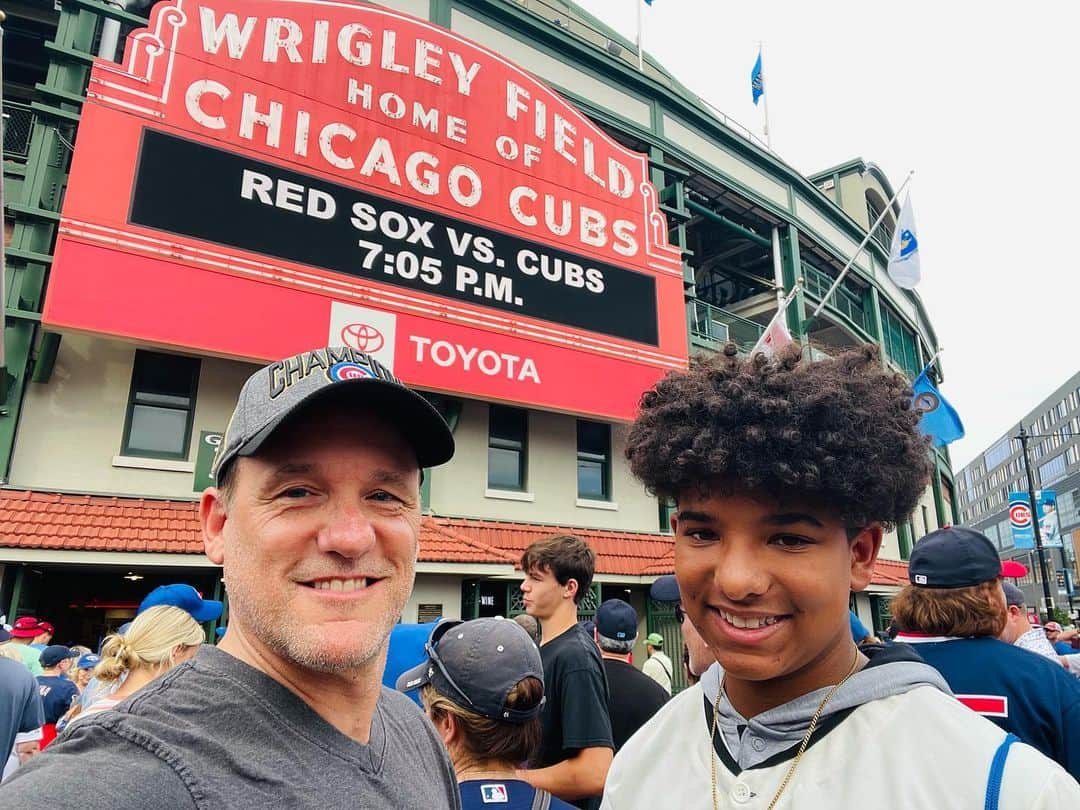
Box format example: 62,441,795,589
644,0,656,5
751,50,764,105
912,367,964,447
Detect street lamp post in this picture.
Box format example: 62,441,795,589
1016,424,1055,621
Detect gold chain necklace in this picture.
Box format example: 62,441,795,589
710,650,861,810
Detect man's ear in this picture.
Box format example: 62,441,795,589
849,524,884,591
564,577,580,602
201,488,229,565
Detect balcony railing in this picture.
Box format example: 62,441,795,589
800,262,873,336
2,101,35,160
690,300,764,352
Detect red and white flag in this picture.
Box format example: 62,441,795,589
751,287,799,356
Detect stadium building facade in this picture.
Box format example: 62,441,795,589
1,0,951,673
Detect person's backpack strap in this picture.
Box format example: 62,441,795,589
530,788,552,810
984,733,1020,810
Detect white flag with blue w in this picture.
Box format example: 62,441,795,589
887,192,921,289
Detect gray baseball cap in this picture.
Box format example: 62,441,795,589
396,618,545,723
211,346,454,480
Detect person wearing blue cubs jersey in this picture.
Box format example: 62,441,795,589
892,526,1080,783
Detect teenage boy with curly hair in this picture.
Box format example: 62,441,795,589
601,344,1079,809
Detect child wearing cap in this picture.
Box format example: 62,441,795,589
603,344,1080,809
397,618,575,810
891,526,1080,781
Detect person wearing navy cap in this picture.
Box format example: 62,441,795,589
892,526,1080,781
397,618,575,810
138,584,223,623
649,575,715,685
592,599,667,752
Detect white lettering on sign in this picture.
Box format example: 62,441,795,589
198,10,483,95
409,336,540,384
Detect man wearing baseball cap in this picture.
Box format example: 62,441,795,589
7,618,45,675
2,347,460,808
35,646,79,749
891,526,1080,780
640,632,673,696
397,617,575,810
592,599,667,752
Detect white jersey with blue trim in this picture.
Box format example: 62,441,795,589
601,681,1080,809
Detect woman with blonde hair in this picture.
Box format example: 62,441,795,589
74,605,204,721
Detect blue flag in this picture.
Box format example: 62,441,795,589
912,368,964,447
751,50,764,105
644,0,655,5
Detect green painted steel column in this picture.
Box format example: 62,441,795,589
7,565,24,621
897,521,913,561
779,225,806,339
868,286,889,367
931,451,948,528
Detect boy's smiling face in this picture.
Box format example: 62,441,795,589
673,490,881,707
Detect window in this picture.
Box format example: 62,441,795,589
880,306,920,378
121,350,200,459
659,498,677,533
1039,455,1067,486
984,438,1011,470
487,405,527,490
576,420,611,500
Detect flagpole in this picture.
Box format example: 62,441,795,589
759,41,771,149
916,348,944,379
809,170,914,321
636,0,644,71
0,10,7,403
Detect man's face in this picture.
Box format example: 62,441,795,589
672,491,880,685
520,566,572,621
1000,603,1030,644
202,405,422,674
677,606,716,678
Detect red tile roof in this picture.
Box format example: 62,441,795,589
0,490,909,583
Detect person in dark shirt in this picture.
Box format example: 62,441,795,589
34,645,79,749
891,526,1080,781
518,535,613,809
593,599,667,751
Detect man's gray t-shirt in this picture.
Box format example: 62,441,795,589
0,646,460,809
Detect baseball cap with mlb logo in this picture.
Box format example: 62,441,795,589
211,346,454,481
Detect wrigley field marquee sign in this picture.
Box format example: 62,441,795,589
45,0,687,418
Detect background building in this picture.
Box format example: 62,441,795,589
956,371,1080,618
2,0,952,673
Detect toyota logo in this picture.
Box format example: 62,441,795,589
340,323,385,353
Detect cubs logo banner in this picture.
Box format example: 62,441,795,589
43,0,687,420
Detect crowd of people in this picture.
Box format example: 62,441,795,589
1,342,1080,808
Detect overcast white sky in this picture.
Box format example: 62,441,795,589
570,0,1080,469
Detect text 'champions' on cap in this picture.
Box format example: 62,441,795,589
211,347,454,481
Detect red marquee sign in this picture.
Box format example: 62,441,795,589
45,0,687,419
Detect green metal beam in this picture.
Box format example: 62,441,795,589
686,200,770,249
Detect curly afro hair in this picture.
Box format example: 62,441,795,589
625,342,931,528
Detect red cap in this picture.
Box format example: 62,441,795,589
9,616,42,638
1001,560,1028,578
